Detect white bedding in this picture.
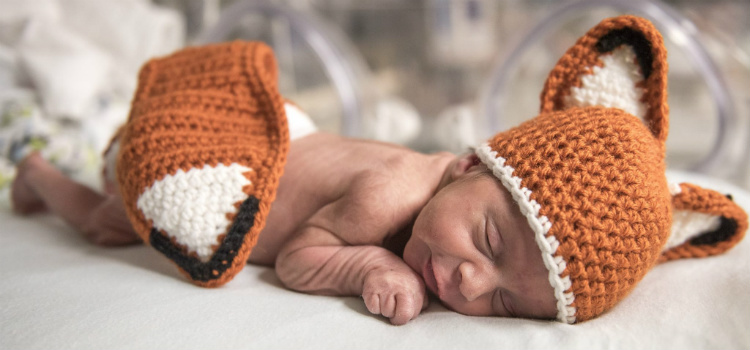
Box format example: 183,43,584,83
1,170,748,349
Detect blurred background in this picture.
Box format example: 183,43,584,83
1,0,748,196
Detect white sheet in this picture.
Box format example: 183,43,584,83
1,170,748,349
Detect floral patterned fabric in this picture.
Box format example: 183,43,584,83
0,0,184,198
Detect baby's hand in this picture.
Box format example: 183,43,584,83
362,266,428,325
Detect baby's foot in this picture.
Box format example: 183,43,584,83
11,152,49,215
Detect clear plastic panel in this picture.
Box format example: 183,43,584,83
197,0,376,137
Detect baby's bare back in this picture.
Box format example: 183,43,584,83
249,132,453,266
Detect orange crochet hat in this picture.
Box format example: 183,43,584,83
476,16,748,323
115,41,289,287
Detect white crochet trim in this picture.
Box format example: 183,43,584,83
476,143,576,324
137,163,252,262
565,46,648,122
664,209,722,252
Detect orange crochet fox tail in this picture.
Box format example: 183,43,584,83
660,183,748,262
116,41,289,287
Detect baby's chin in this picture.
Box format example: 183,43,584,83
438,299,496,317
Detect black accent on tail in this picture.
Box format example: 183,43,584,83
596,28,653,79
150,195,259,282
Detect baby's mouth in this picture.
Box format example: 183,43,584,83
423,256,439,297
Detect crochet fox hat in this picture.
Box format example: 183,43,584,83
475,16,748,323
115,41,289,287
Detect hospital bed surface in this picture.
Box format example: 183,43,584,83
1,170,748,349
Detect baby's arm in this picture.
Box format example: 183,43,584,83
276,191,427,325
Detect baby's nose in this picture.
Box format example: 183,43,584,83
458,261,497,302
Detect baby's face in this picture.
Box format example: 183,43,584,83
403,154,556,319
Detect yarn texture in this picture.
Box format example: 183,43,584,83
110,17,747,313
479,16,747,323
115,41,289,287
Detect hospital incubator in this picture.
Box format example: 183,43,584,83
195,0,422,145
190,0,749,189
3,0,740,191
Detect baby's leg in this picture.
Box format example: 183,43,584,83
11,152,140,246
84,195,141,246
11,153,49,215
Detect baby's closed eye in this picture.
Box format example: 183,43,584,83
492,289,515,317
481,216,503,260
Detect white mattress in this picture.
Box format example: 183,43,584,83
1,170,749,349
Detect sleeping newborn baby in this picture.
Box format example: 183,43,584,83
13,100,554,324
11,16,747,325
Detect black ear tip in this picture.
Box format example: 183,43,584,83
689,217,738,246
726,194,734,201
595,28,653,79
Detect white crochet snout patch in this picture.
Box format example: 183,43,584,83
136,163,252,261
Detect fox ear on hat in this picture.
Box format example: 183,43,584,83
539,15,669,144
660,183,748,262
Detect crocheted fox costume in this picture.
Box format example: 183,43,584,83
115,42,289,287
476,15,748,323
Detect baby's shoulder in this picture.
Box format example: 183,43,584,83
290,135,439,225
344,154,434,222
328,169,419,245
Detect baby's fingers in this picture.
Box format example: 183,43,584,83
381,294,397,319
364,293,398,318
389,293,422,326
364,293,381,315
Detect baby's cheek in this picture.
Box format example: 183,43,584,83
401,239,419,271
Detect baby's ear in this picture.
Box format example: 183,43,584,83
449,153,481,181
660,183,748,262
539,15,668,144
